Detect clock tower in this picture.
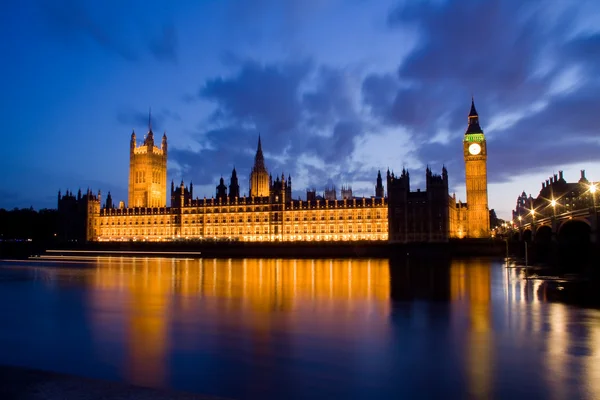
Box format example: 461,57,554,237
463,98,490,238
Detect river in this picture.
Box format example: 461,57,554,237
0,257,598,399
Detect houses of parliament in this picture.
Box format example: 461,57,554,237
58,100,490,243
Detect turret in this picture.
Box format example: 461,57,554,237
286,174,292,200
216,177,227,201
229,167,240,200
130,130,136,153
162,132,168,155
375,170,384,197
179,180,185,208
105,192,113,209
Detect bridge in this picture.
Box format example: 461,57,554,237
515,206,599,244
509,170,599,245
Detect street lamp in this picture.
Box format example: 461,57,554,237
590,182,597,243
550,198,558,242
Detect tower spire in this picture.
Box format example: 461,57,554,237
469,96,478,118
258,133,262,153
254,134,265,170
466,97,483,134
148,107,152,132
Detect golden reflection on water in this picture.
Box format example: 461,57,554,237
88,257,391,387
79,257,600,398
450,259,493,399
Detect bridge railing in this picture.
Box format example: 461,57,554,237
519,206,599,229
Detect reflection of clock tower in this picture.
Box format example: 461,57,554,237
463,98,490,238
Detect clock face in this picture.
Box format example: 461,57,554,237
468,143,482,155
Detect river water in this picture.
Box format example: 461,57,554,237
0,257,598,399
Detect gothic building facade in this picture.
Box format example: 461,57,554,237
59,100,491,243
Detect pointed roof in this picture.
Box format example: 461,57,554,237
253,134,267,172
466,97,483,134
469,97,478,118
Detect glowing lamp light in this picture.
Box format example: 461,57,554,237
550,199,557,207
590,184,597,194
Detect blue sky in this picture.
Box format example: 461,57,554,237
1,0,600,219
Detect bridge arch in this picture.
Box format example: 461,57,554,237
557,219,591,271
522,229,532,243
558,217,591,234
534,225,552,244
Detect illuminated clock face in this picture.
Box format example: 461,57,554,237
468,143,482,155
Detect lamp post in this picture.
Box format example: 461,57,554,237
590,182,597,244
550,198,558,242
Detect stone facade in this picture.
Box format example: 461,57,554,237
59,100,492,243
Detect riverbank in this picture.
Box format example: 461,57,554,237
0,365,227,400
2,238,506,260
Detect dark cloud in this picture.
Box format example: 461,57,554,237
169,126,257,190
302,66,356,127
377,0,555,134
361,73,398,120
39,0,138,61
362,0,600,188
173,59,369,195
38,0,178,63
175,0,600,200
200,59,311,149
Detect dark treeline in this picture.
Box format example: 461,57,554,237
0,208,58,241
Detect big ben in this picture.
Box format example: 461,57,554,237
464,98,490,238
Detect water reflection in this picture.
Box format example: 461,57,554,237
88,258,391,390
0,257,599,399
